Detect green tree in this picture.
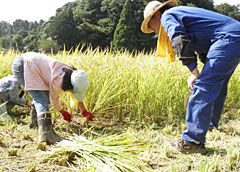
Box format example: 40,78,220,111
177,0,214,10
0,36,11,50
28,21,39,31
12,19,29,33
23,31,39,51
39,39,61,53
0,21,11,37
214,3,240,21
132,0,157,52
45,2,79,50
11,34,24,51
74,0,108,48
77,22,106,48
99,0,125,46
111,0,137,51
16,29,28,39
75,0,103,25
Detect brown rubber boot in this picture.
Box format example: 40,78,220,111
29,104,38,128
37,112,63,144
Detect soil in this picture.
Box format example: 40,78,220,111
0,106,130,172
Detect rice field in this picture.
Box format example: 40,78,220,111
0,47,240,171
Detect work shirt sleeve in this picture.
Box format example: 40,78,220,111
161,12,197,72
8,81,27,106
49,86,62,111
49,61,66,112
172,35,197,72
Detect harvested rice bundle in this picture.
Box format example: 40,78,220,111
40,132,153,172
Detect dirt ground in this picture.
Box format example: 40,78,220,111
1,106,240,172
0,106,131,172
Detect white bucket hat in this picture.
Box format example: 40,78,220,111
71,70,90,101
141,0,178,33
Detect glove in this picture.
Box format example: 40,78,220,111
26,100,32,107
82,109,95,121
61,110,72,122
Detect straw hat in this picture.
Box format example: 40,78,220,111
71,70,90,101
141,0,178,33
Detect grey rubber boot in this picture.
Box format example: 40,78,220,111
37,112,63,144
29,104,38,128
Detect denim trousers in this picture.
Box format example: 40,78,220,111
12,57,25,87
11,57,50,114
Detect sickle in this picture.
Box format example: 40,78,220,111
184,90,192,110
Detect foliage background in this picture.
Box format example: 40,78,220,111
0,0,239,52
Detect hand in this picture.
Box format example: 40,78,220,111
187,68,199,91
61,110,72,122
187,74,197,91
82,109,95,121
26,100,32,107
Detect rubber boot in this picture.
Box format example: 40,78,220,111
37,112,63,144
29,104,38,128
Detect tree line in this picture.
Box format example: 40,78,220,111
0,0,239,53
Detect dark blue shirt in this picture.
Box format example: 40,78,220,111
161,6,240,71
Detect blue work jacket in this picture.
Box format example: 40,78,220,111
161,6,240,71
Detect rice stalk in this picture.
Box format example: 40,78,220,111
1,49,240,125
40,132,153,172
199,154,221,172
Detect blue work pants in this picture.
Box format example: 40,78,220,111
182,40,240,143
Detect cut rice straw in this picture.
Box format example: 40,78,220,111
40,131,154,172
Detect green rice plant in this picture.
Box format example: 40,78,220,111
226,147,240,170
81,49,188,125
1,48,240,126
207,129,226,142
27,163,37,172
23,133,32,141
37,142,47,151
179,123,187,133
170,164,181,172
1,133,9,147
90,74,128,115
225,68,240,111
7,148,18,156
40,131,153,172
162,125,174,135
159,144,172,159
0,50,18,78
199,154,221,172
55,46,188,125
